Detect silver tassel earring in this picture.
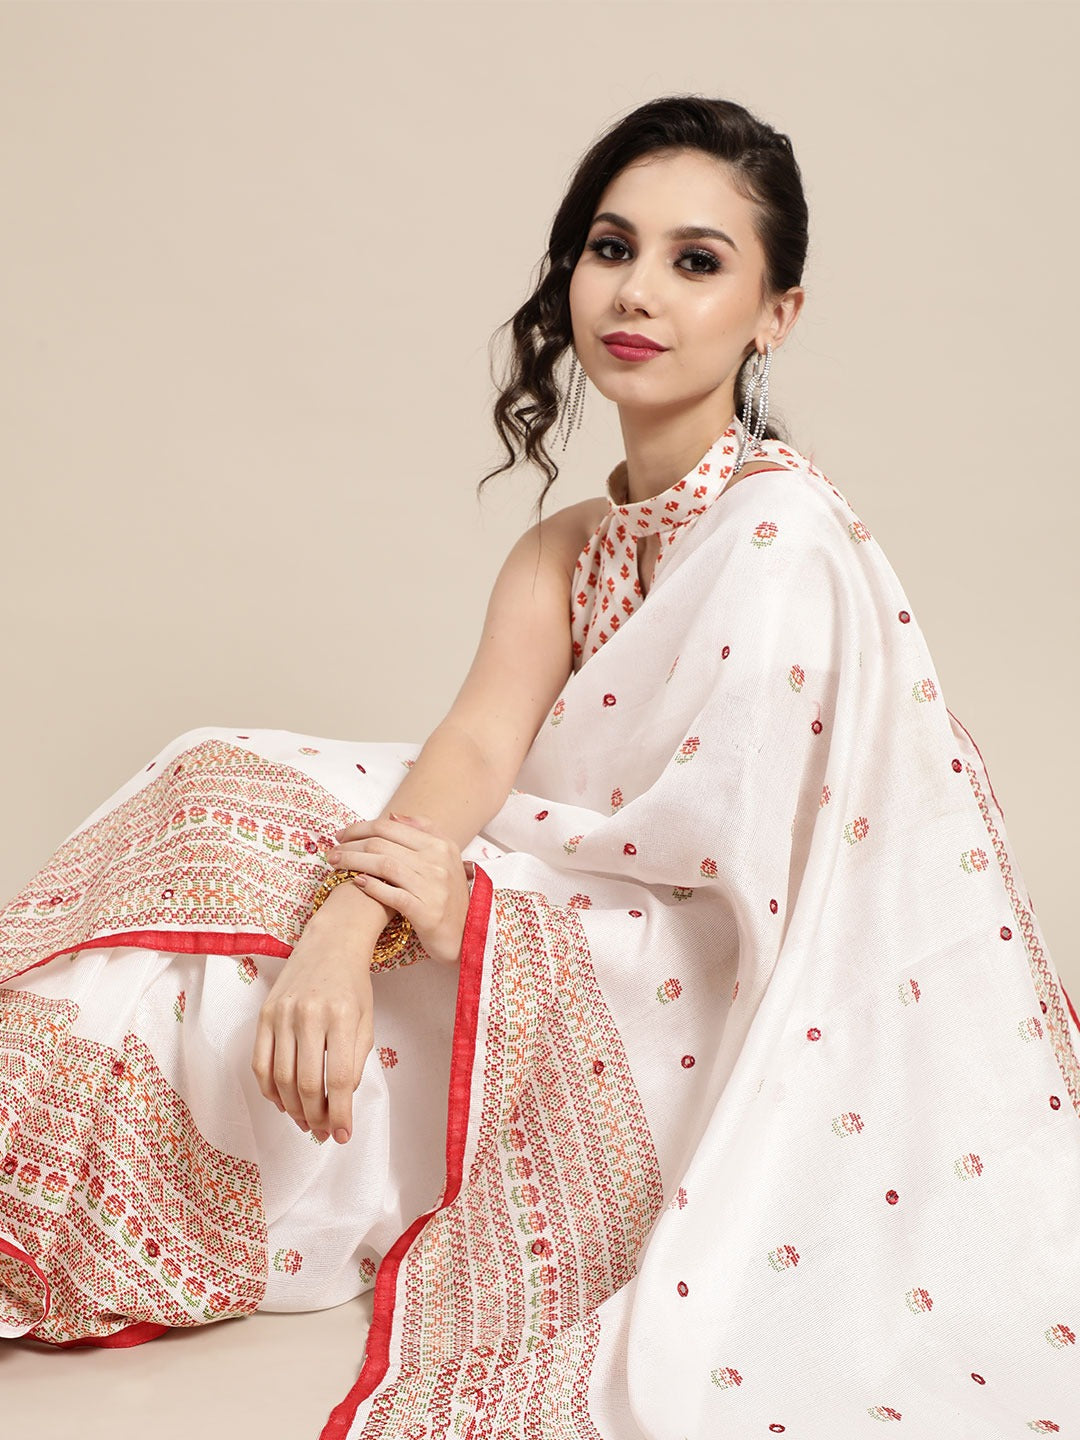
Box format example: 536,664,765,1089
732,343,772,474
555,348,588,450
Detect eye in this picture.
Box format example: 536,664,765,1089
586,236,630,263
584,236,722,275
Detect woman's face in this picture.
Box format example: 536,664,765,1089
567,147,801,418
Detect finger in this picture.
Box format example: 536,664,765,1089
272,1026,308,1131
338,847,425,891
325,1014,364,1143
350,866,417,922
353,1021,373,1091
330,818,433,856
251,1014,284,1109
296,1026,331,1135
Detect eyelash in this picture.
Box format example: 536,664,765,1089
585,235,723,275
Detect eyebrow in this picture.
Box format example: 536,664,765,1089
590,210,740,253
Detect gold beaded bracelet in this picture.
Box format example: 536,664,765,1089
308,869,414,970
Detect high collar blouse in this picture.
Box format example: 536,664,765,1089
570,413,793,669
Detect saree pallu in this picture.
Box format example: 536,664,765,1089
2,445,1078,1437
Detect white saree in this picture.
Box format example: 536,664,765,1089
2,415,1078,1437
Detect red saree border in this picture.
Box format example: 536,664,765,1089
6,932,291,987
319,862,493,1440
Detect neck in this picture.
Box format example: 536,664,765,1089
615,393,739,506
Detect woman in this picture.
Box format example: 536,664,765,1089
3,94,1078,1438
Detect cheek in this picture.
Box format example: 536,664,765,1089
569,263,604,317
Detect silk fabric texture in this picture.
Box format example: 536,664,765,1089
1,414,1078,1436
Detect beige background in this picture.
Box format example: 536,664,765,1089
2,2,1076,1435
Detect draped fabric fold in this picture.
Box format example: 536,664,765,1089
2,417,1078,1435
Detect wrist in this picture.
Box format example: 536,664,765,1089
309,879,394,934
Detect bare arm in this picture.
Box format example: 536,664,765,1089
307,723,511,940
311,497,598,944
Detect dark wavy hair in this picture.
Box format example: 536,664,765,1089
477,94,810,522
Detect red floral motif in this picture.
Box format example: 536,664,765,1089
602,693,617,707
699,857,717,879
905,1286,933,1314
272,1247,304,1275
378,1046,399,1069
623,842,637,856
656,978,683,1005
236,956,259,985
831,1112,863,1138
767,1244,800,1271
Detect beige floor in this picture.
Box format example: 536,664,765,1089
3,1291,373,1438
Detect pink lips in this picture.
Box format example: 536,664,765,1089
601,333,667,363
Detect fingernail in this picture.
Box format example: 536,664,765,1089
314,1130,330,1143
334,1128,350,1144
298,1120,310,1132
388,811,410,821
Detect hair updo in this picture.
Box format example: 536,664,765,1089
478,93,810,522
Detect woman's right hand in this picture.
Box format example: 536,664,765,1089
250,887,389,1145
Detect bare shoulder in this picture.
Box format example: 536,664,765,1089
527,496,611,579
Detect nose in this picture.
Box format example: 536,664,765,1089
613,251,661,315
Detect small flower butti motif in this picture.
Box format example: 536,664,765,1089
830,1112,864,1138
1045,1323,1076,1350
766,1243,800,1272
960,847,991,874
656,977,683,1005
675,735,700,764
898,978,921,1006
904,1286,933,1314
272,1247,304,1275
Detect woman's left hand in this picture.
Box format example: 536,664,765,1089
324,813,474,966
